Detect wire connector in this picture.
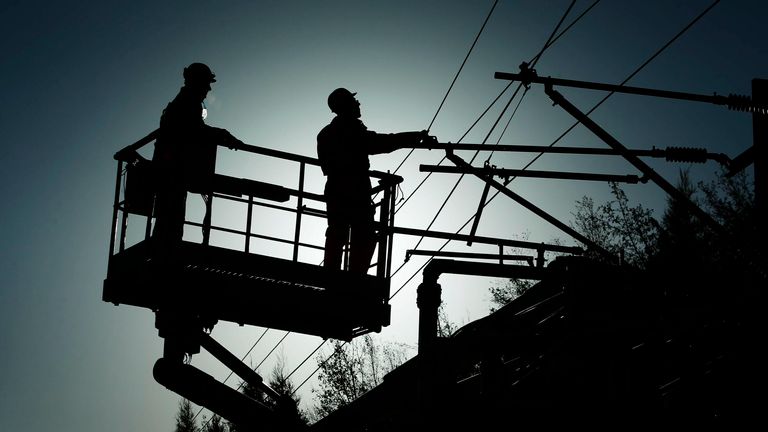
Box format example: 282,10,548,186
518,62,538,89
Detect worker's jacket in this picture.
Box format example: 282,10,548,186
152,86,217,193
316,116,403,208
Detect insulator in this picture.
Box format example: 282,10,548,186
727,94,768,114
665,146,708,164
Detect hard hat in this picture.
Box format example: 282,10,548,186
327,87,357,113
183,63,217,84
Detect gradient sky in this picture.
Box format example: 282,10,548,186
2,1,767,430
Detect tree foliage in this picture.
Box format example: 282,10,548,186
489,277,535,313
697,169,758,267
436,303,460,337
649,169,761,300
486,232,556,311
174,399,198,432
571,181,660,268
488,169,758,311
312,335,414,419
201,415,226,432
267,354,310,429
226,354,308,432
651,171,708,274
173,355,307,432
488,236,566,311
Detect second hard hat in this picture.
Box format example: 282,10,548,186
184,63,217,84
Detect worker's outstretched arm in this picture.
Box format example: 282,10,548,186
205,126,245,150
369,130,437,154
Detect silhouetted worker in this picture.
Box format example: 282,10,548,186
152,62,243,245
317,88,435,273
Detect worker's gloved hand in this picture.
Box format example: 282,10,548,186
222,130,244,150
208,126,243,150
229,136,245,150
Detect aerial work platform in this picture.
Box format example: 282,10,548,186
104,240,391,340
104,130,400,341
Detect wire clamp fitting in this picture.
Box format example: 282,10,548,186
518,62,537,89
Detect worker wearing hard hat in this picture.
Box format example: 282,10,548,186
317,88,435,273
152,62,243,244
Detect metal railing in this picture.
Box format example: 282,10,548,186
108,130,402,280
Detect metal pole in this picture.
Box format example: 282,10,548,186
404,142,728,166
404,142,666,156
388,225,583,255
386,183,396,278
420,164,642,183
406,249,534,266
109,161,123,260
417,271,441,355
144,211,153,241
753,79,767,245
202,193,212,246
245,195,253,253
376,179,391,278
119,206,129,253
468,179,492,246
495,71,730,107
293,162,305,262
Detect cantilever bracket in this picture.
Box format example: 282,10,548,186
496,68,768,113
544,85,723,235
444,151,613,258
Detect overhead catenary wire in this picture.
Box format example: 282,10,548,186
391,0,499,176
390,0,722,300
291,341,349,396
517,0,722,176
483,0,605,166
405,81,530,252
198,331,291,430
208,336,327,400
403,0,578,253
479,0,576,152
397,0,719,257
390,207,481,298
385,1,589,284
394,0,598,215
285,339,327,381
426,0,499,134
485,86,530,163
394,82,515,212
252,331,291,375
192,327,271,424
